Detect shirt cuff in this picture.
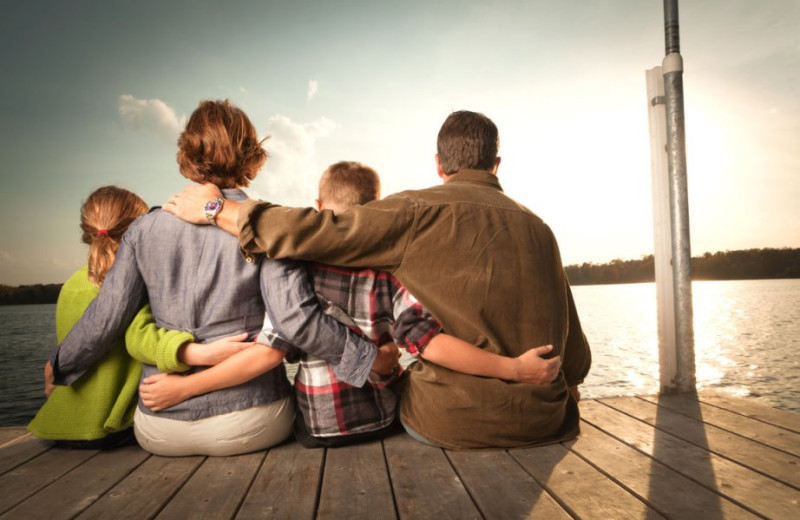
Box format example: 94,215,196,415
331,331,378,387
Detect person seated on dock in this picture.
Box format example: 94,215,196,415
46,100,394,457
28,186,151,449
142,161,560,448
165,110,592,450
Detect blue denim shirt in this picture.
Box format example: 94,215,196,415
51,189,377,421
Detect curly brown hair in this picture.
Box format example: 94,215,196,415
177,99,268,188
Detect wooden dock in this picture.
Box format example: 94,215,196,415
1,393,798,519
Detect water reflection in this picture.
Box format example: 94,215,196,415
577,279,800,412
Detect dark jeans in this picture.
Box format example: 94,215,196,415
54,427,137,450
293,413,402,449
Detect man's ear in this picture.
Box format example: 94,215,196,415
492,157,502,174
315,199,323,211
435,154,446,179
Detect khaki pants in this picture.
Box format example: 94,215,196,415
134,397,294,456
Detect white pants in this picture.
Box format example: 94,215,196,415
134,397,294,457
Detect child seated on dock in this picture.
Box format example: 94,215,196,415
28,187,154,448
139,161,559,448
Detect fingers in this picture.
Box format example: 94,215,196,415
532,344,554,356
162,201,176,215
142,373,168,385
139,385,163,411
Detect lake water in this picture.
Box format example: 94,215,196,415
1,279,798,427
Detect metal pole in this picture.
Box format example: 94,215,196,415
662,0,696,392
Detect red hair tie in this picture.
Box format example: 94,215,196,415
97,229,109,236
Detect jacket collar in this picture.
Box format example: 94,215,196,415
446,169,503,192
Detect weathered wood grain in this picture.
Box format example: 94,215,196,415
511,441,662,520
156,451,265,520
0,428,30,448
74,455,204,520
698,394,800,433
600,395,800,488
1,445,149,520
237,441,323,520
571,420,760,518
0,396,795,519
317,439,396,519
384,432,481,519
583,399,800,519
0,436,51,475
445,446,567,519
0,445,98,514
639,394,800,456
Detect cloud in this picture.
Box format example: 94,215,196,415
0,250,14,263
118,94,186,143
307,80,319,101
247,115,336,206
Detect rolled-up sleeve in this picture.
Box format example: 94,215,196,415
259,258,378,387
390,279,441,357
50,231,147,385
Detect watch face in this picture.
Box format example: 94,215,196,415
205,199,222,212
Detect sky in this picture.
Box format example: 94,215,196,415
1,0,798,285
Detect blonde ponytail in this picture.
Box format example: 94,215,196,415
79,186,148,286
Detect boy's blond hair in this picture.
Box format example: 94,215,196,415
318,161,381,213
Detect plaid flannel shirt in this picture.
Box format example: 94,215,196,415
260,263,441,438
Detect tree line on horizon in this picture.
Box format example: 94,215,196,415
564,247,800,286
1,248,798,305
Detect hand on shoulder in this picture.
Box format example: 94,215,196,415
163,183,223,224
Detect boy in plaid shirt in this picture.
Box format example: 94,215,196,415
141,162,559,447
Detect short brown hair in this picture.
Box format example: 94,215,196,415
319,161,381,209
177,99,267,188
436,110,499,175
80,186,148,287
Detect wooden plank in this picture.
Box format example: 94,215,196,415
602,396,800,488
0,428,31,448
448,447,572,519
581,400,800,519
384,432,481,519
237,441,323,520
74,455,204,520
571,419,760,518
0,447,98,515
317,440,396,519
510,441,662,520
0,437,52,475
1,445,149,520
697,394,800,433
156,451,265,520
639,394,800,456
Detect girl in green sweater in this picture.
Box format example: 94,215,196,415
28,186,152,448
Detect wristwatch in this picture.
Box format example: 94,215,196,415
204,197,224,225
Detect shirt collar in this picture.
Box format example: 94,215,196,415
446,169,504,192
221,188,248,201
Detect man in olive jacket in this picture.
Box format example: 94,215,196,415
165,110,591,450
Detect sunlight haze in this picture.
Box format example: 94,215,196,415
1,0,798,285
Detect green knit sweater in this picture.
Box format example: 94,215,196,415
27,266,192,441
